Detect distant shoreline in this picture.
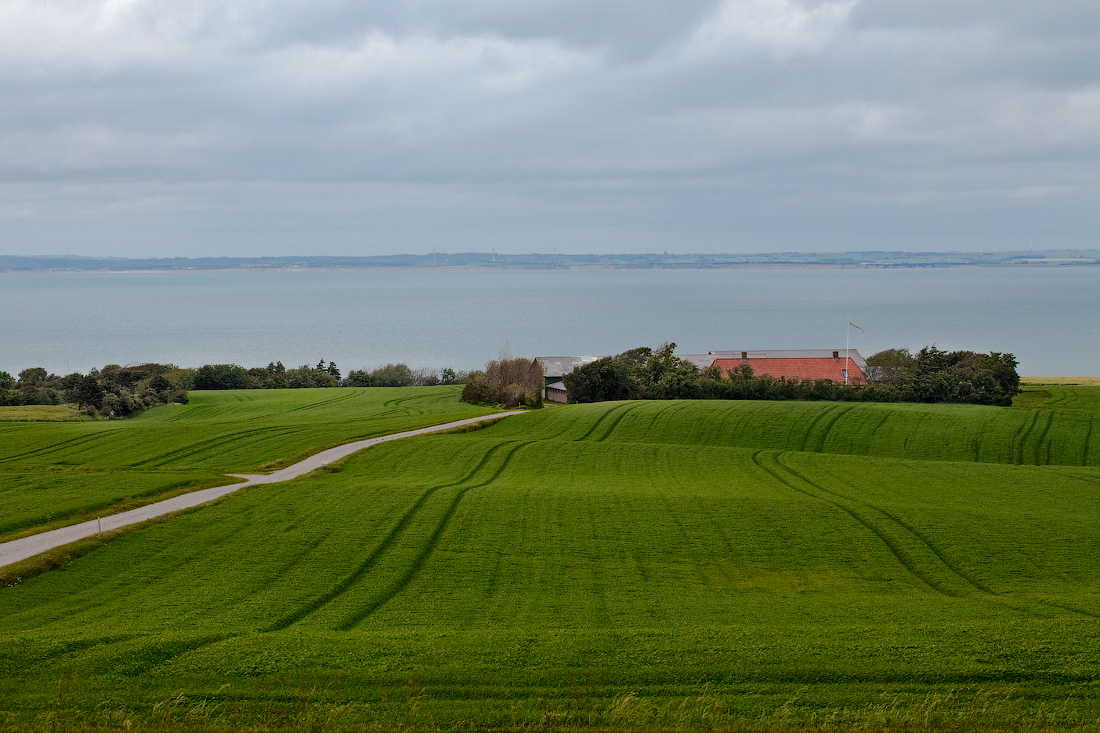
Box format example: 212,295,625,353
4,265,1100,274
3,249,1099,273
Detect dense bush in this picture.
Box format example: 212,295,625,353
563,344,1019,406
194,364,252,390
344,363,414,387
461,357,544,408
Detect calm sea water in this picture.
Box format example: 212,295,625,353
1,267,1097,377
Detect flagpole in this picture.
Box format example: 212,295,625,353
845,323,850,385
845,323,863,384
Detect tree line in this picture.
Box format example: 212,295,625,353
563,344,1020,406
192,361,467,389
1,360,471,418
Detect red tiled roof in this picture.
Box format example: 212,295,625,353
713,357,865,383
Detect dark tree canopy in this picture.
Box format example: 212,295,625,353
194,364,252,390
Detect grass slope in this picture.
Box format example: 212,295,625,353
0,387,494,542
1,388,1099,730
485,398,1100,467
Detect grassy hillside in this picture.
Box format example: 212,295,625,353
1,388,1099,730
1016,379,1100,412
0,387,494,542
488,397,1100,467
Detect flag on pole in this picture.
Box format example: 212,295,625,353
849,323,863,331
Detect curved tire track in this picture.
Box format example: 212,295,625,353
262,440,524,632
775,454,997,596
335,441,531,631
750,450,964,598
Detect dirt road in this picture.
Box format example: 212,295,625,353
0,411,524,570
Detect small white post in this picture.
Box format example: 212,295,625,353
97,517,102,535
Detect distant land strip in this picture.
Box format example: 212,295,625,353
3,250,1100,272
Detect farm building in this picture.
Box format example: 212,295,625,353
535,349,868,402
677,354,721,370
533,356,600,401
710,349,867,384
545,381,569,403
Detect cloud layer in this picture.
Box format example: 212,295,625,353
1,0,1097,255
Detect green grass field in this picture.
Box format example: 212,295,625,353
1016,379,1100,413
1,387,1099,731
0,405,83,422
0,387,495,543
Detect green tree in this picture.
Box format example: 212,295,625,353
370,363,415,387
342,369,373,387
17,367,47,386
563,357,638,403
462,358,543,408
865,348,915,385
194,364,252,390
74,375,106,411
987,352,1021,402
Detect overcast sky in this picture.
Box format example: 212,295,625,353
1,0,1097,257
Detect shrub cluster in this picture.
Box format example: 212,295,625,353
563,344,1020,406
863,346,1020,405
461,357,544,408
0,364,189,417
344,363,462,387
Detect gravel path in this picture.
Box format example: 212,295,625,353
0,411,524,570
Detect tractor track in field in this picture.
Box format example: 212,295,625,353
756,451,1100,622
1013,410,1042,465
751,450,976,599
1083,420,1094,466
1,431,116,463
1034,412,1055,465
800,404,855,454
261,439,528,632
285,390,359,413
0,412,526,570
592,402,645,442
867,409,894,448
335,441,531,630
129,425,302,468
774,453,997,596
572,401,634,442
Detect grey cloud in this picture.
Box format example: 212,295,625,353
850,0,1100,37
0,0,1097,256
248,1,721,59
